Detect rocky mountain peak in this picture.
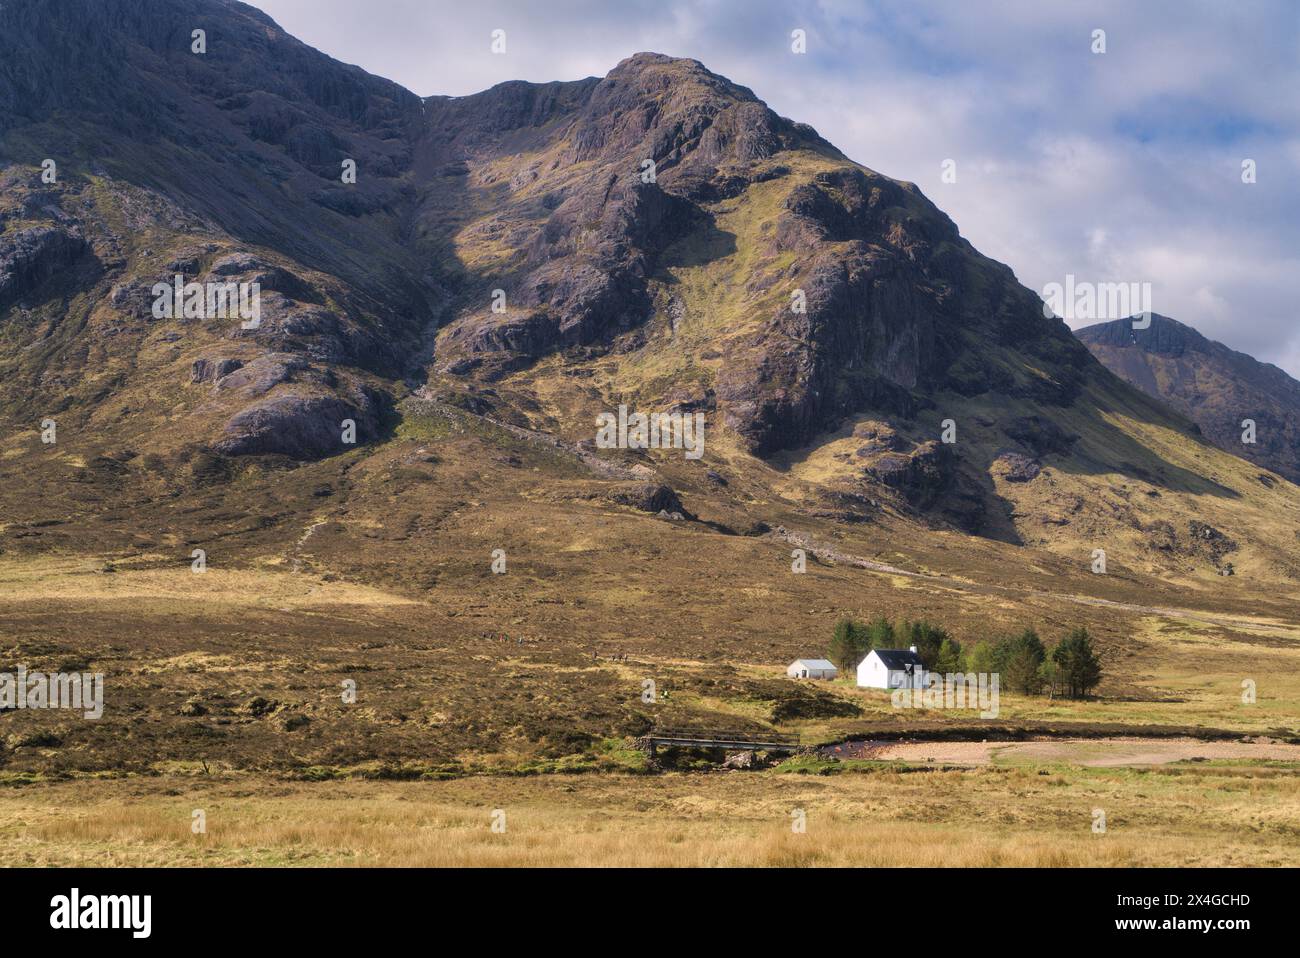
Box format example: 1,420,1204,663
1078,315,1300,484
1076,314,1210,357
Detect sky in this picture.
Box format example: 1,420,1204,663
254,0,1300,376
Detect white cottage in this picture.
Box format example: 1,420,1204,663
787,658,839,680
856,647,928,689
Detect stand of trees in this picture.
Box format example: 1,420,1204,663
827,618,1103,700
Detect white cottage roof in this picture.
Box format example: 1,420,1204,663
791,659,837,670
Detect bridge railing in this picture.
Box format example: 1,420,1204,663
648,727,800,746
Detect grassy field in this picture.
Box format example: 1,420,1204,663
0,554,1295,867
0,556,1296,780
2,759,1296,867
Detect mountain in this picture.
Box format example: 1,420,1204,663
1077,315,1300,485
2,0,1299,595
422,51,1091,451
4,0,1300,790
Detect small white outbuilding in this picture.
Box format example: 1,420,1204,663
787,658,839,680
857,647,928,689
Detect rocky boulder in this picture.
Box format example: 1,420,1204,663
209,353,310,397
1188,521,1238,564
190,357,245,384
852,420,905,453
992,452,1042,483
605,481,687,516
722,750,757,769
212,387,385,460
869,440,956,508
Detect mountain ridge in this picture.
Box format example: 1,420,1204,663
1077,314,1300,485
0,0,1297,593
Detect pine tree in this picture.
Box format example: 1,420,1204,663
863,616,895,653
934,636,964,675
898,619,949,668
1052,628,1103,699
965,639,996,675
1038,658,1062,699
997,628,1046,694
827,617,867,672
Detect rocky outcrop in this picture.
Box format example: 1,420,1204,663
438,177,698,376
712,158,1090,455
1188,520,1238,565
109,281,157,319
543,480,690,519
605,481,686,515
430,54,817,378
1143,517,1240,574
0,225,89,310
869,441,955,508
992,452,1042,483
852,420,905,453
213,388,384,460
190,357,245,384
209,353,310,397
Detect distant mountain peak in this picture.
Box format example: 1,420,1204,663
1078,315,1300,483
1076,314,1210,357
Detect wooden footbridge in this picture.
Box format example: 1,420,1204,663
641,727,802,757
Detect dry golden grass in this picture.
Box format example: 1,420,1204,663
0,558,418,609
3,762,1295,867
